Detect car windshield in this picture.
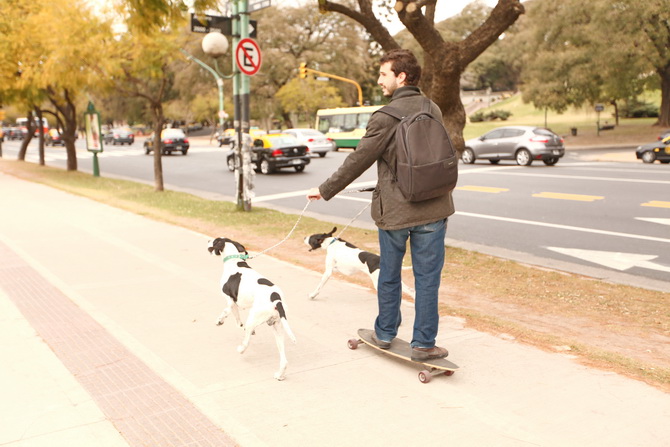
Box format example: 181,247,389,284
267,135,300,147
298,129,322,137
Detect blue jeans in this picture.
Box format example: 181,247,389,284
374,219,446,348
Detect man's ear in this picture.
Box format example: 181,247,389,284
397,71,407,86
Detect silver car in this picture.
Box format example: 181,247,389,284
284,128,335,157
462,126,565,166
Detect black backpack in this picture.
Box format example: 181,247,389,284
378,98,458,202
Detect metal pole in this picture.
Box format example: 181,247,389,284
239,0,252,212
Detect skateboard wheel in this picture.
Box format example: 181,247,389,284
444,370,455,376
347,339,359,350
418,370,432,383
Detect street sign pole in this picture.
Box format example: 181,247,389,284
239,0,252,212
231,1,245,210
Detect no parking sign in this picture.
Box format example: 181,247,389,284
235,38,262,76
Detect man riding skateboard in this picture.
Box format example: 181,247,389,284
307,49,455,362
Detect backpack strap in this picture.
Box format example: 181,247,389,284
377,105,404,121
375,105,405,183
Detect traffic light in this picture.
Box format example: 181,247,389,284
299,62,307,79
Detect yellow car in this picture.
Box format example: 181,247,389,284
226,133,310,174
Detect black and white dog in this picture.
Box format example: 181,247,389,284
304,227,415,300
208,237,297,381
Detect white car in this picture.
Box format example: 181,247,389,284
284,128,335,157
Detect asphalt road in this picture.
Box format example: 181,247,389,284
2,136,669,291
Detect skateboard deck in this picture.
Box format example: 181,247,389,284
349,329,459,383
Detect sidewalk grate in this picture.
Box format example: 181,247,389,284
0,241,237,447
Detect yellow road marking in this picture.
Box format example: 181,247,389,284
456,185,508,193
641,201,670,208
532,192,604,202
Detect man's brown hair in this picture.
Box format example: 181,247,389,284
380,49,421,86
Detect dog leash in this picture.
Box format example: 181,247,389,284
247,200,312,260
333,186,374,239
247,186,373,259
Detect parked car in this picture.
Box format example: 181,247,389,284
45,129,65,146
657,129,670,141
3,126,22,140
104,126,135,145
144,128,189,155
283,128,335,157
226,133,310,174
462,126,565,166
636,136,670,164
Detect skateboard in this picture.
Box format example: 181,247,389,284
348,329,459,384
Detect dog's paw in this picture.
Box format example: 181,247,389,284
274,372,286,381
237,344,247,354
215,319,224,326
308,292,318,300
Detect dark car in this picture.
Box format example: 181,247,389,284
104,126,135,145
462,126,565,166
226,133,310,174
144,128,189,155
636,136,670,164
3,126,23,140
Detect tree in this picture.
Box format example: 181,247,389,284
604,0,670,127
316,0,525,152
0,0,112,170
250,4,375,128
101,27,187,191
276,77,345,124
515,0,666,126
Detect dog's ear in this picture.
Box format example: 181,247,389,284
231,240,247,254
208,238,226,256
328,227,337,236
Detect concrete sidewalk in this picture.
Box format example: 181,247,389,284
0,170,668,447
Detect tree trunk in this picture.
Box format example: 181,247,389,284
18,110,36,161
317,0,524,154
657,65,670,128
34,108,46,166
152,104,165,192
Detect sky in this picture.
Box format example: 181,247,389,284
273,0,499,34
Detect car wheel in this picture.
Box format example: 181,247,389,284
145,147,151,155
515,149,532,166
461,148,476,164
641,151,656,163
163,149,169,155
260,159,274,174
543,157,559,166
318,152,326,158
182,149,188,155
227,156,236,172
294,165,305,172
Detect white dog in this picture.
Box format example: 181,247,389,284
304,227,415,300
208,237,297,381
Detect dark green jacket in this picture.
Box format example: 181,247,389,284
318,86,455,231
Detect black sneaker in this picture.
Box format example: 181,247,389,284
411,346,448,361
371,332,391,349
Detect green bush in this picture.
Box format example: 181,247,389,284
469,109,512,122
621,101,659,118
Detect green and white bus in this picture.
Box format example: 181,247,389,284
315,105,381,150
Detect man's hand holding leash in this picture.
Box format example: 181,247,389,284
307,188,322,201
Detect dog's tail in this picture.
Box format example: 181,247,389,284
271,293,297,344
